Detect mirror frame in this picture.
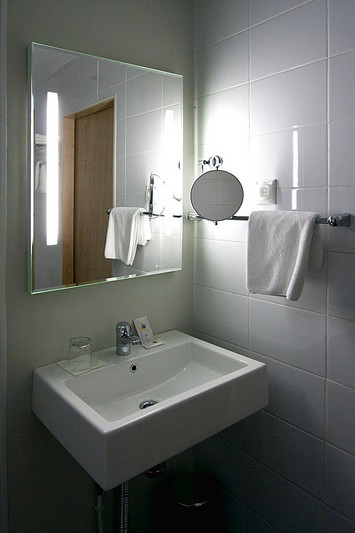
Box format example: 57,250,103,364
28,43,183,294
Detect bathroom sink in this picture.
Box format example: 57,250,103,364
32,330,268,490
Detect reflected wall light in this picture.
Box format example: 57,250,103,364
46,91,59,246
161,109,180,234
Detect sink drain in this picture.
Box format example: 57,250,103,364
139,399,158,410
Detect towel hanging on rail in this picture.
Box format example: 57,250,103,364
35,161,46,193
247,210,323,301
104,207,151,265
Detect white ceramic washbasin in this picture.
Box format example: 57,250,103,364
32,330,268,490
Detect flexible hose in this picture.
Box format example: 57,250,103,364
95,481,129,532
95,484,104,533
120,481,129,533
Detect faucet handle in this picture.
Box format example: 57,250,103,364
116,321,133,356
116,321,132,339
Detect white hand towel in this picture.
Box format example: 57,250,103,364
35,161,47,193
137,212,152,246
35,133,47,145
105,207,145,265
247,210,323,301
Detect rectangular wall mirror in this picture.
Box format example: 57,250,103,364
29,43,183,294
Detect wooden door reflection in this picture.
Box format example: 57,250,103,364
62,99,114,285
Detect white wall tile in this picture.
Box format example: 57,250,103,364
253,187,328,222
192,331,251,360
250,352,325,437
250,0,311,26
195,218,248,243
325,444,355,521
329,120,355,187
115,156,126,196
251,61,327,134
329,0,355,56
58,56,97,101
195,239,247,295
250,299,326,375
127,72,162,116
225,492,248,533
125,191,146,208
98,60,126,93
162,74,183,107
126,110,162,155
196,31,249,97
251,0,326,79
116,118,126,158
220,418,250,453
328,188,355,254
195,0,248,50
328,316,355,389
247,511,278,533
194,436,248,501
133,234,162,271
328,252,355,320
126,66,146,81
126,151,162,193
327,381,355,455
251,125,327,188
249,411,325,499
224,492,248,532
162,234,182,269
194,285,249,347
197,86,249,146
289,187,327,214
193,1,355,529
197,86,250,182
248,459,348,532
329,51,355,122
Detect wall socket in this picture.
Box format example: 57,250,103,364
256,179,277,205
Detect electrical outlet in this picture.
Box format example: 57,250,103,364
256,179,277,205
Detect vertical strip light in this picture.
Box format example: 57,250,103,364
161,109,176,234
46,91,59,245
292,128,299,210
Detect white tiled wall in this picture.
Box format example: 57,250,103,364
193,0,355,530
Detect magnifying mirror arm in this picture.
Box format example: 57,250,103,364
148,173,155,217
199,155,223,171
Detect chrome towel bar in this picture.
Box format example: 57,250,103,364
185,212,351,227
107,208,182,218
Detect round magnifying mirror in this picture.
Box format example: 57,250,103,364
190,169,244,222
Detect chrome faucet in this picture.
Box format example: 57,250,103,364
116,321,133,356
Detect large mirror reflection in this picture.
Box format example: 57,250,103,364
29,43,183,294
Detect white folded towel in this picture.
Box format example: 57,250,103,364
35,133,47,145
104,207,151,265
137,212,152,245
247,210,323,301
35,161,46,193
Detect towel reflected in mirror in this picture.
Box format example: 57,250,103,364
104,207,151,265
